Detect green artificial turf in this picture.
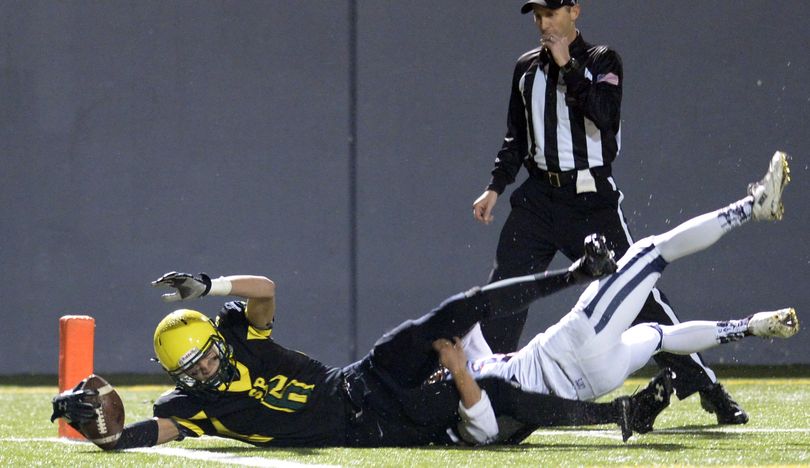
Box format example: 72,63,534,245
2,376,808,466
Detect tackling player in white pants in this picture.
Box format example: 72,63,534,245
460,151,798,407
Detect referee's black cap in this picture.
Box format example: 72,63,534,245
520,0,578,14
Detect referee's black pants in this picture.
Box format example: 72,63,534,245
480,173,716,398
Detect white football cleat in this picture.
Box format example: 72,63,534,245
748,308,800,338
749,151,791,221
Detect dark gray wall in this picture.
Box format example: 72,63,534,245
2,1,808,375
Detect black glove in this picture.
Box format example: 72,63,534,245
151,271,212,302
50,385,99,424
569,234,617,282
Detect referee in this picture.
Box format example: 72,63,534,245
471,0,747,425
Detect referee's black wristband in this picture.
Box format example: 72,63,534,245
561,57,580,75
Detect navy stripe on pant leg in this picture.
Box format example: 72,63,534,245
594,255,668,333
583,244,657,319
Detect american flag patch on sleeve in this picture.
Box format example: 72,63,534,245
596,72,620,86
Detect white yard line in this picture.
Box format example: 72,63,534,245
531,430,624,440
128,446,339,468
656,427,810,434
0,437,338,468
532,427,810,438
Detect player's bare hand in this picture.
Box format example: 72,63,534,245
152,271,212,302
472,190,498,225
433,337,468,373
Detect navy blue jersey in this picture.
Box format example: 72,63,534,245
154,301,348,447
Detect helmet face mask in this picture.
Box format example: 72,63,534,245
154,309,239,398
169,335,237,394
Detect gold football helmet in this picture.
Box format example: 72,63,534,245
153,309,237,395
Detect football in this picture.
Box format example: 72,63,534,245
76,374,125,450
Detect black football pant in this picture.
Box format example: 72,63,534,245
480,175,717,398
367,266,579,389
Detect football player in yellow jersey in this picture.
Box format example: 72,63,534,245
53,237,658,448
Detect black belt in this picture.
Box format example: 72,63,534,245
529,165,612,188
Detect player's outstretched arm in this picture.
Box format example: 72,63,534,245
229,275,276,329
106,417,179,450
89,417,179,451
152,271,276,329
51,376,181,450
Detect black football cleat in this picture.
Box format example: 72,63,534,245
700,382,749,425
629,368,674,434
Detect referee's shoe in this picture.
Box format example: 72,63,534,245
700,383,748,425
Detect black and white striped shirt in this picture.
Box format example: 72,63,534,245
487,33,623,194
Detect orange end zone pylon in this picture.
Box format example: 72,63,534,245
57,315,95,439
